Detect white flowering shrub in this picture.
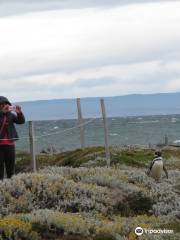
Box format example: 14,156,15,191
0,153,179,240
0,210,179,240
40,166,180,216
0,173,112,216
128,168,180,216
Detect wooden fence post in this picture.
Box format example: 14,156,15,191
76,98,85,149
165,134,168,146
100,98,111,166
29,121,37,172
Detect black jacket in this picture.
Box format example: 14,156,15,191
0,111,25,141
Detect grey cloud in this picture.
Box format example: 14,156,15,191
0,0,180,80
0,79,44,92
1,45,180,81
1,62,180,103
0,0,180,100
73,77,118,88
2,59,180,92
0,0,177,17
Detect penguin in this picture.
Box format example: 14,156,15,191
147,151,168,182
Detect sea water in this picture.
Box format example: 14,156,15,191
15,114,180,152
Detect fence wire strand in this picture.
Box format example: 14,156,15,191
35,117,97,139
0,117,98,141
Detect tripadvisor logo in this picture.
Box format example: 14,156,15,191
135,226,174,236
135,227,144,236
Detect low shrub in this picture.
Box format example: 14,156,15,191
0,217,39,240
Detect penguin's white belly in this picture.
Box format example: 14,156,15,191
151,161,163,181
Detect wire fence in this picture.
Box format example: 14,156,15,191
4,97,180,171
15,116,180,150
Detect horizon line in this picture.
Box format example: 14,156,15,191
13,91,180,103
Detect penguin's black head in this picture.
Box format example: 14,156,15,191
154,151,161,157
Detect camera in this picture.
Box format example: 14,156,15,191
8,105,16,111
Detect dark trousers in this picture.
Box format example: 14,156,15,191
0,145,15,180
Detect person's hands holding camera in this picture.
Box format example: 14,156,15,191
14,105,22,114
2,105,22,114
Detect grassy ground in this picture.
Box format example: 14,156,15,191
16,146,180,172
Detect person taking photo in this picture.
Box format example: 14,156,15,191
0,96,25,180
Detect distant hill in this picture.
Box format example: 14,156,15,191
15,92,180,120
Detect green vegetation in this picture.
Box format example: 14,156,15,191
0,146,179,239
16,146,180,172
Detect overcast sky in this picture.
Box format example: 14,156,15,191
0,0,180,102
